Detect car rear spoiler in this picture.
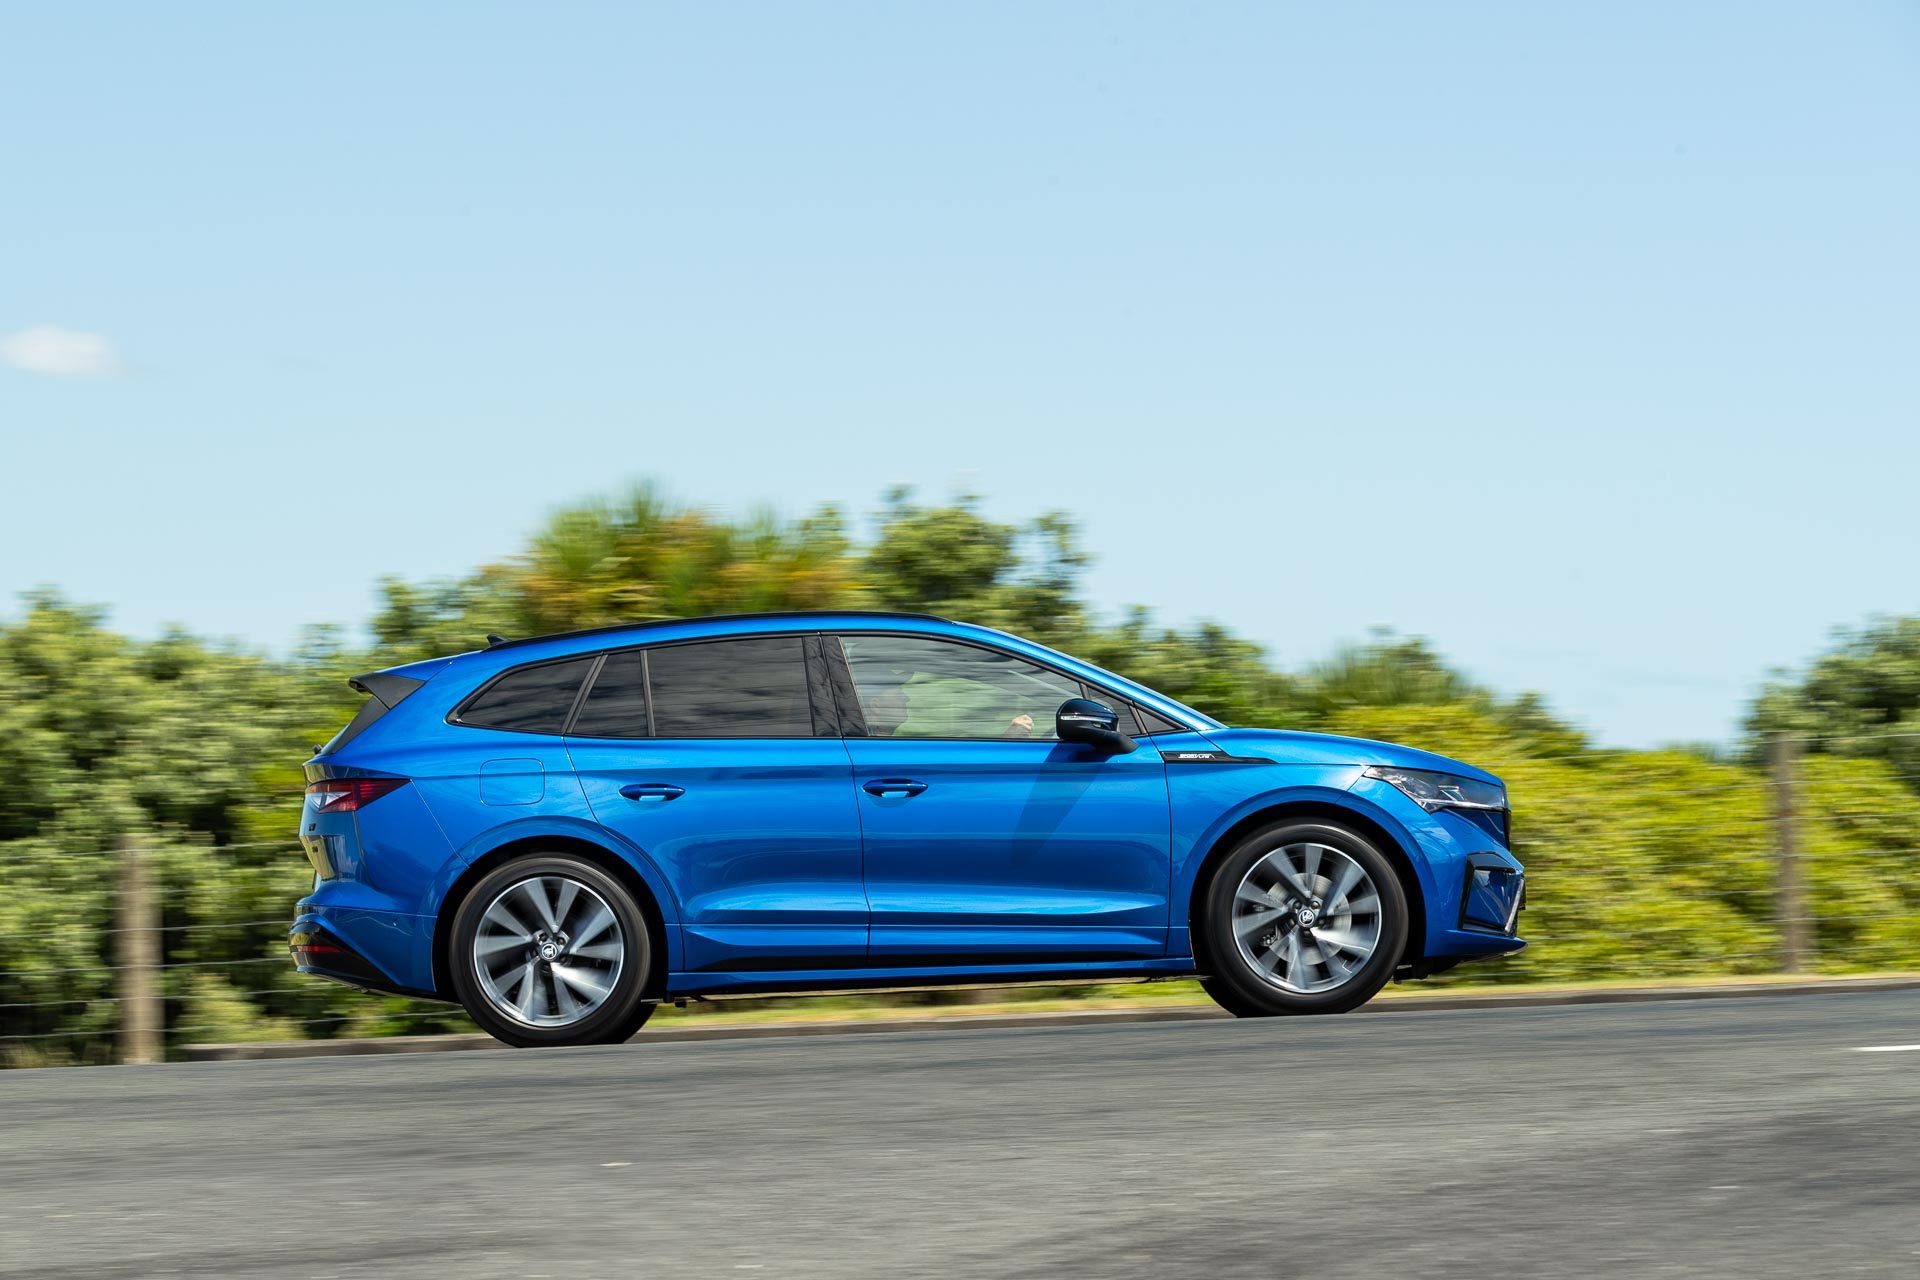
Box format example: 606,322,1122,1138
347,670,427,710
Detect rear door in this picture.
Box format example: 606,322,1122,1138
566,635,866,973
834,634,1171,962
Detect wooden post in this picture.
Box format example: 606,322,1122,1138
117,835,162,1065
1771,735,1809,975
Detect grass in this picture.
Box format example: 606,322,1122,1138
636,968,1920,1028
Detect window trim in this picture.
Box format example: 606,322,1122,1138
801,634,844,737
450,628,1191,742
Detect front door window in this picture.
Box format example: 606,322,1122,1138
840,635,1084,740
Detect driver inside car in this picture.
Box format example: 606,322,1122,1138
861,678,1036,739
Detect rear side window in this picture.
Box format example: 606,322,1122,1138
570,650,650,738
454,656,596,734
647,637,815,738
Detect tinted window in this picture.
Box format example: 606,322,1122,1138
1134,705,1187,735
841,635,1083,739
647,637,815,738
570,650,650,738
456,656,595,734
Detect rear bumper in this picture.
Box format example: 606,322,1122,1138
289,905,441,1000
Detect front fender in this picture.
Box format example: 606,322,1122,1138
1168,763,1437,942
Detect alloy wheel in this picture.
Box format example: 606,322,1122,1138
471,874,626,1027
1230,842,1382,994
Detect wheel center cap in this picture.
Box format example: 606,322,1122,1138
538,940,561,961
1296,907,1318,928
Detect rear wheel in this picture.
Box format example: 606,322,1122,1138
449,854,655,1048
1199,820,1408,1017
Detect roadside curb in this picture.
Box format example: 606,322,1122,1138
180,974,1920,1062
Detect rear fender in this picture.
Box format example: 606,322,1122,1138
422,816,685,979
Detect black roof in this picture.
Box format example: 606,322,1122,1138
482,610,954,652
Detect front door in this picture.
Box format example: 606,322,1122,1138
834,634,1171,962
567,636,866,972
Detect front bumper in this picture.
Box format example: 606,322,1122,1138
1460,852,1525,936
1348,776,1527,959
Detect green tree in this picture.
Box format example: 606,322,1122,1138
1747,616,1920,787
0,595,458,1065
370,483,865,655
9,484,1918,1065
861,488,1088,642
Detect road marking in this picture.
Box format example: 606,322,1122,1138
601,1161,632,1167
1854,1045,1920,1053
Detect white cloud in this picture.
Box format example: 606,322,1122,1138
0,325,122,378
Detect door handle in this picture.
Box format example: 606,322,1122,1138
863,778,928,798
619,783,686,802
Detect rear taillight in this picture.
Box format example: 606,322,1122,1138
305,777,408,813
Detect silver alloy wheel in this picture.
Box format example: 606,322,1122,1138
1231,842,1382,994
472,874,626,1028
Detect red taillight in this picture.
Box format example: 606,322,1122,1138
305,777,408,813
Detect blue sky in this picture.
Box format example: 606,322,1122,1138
3,3,1916,748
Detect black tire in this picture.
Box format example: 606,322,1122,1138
1198,820,1408,1017
1197,974,1275,1019
448,854,656,1048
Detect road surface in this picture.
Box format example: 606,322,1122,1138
4,991,1919,1277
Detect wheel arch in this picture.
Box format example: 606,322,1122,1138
1184,800,1428,973
432,834,674,1003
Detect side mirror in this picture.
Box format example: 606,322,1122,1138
1055,698,1137,754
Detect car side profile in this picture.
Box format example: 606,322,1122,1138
292,612,1525,1047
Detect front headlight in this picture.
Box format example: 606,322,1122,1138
1361,765,1507,813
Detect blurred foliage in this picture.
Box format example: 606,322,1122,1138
1747,616,1920,786
4,483,1920,1064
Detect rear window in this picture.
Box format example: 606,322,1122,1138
454,656,596,734
647,637,815,738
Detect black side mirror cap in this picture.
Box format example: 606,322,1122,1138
1055,697,1138,754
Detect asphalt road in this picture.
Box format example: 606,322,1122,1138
4,992,1919,1279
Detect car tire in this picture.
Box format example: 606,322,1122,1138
449,854,656,1048
1199,820,1408,1017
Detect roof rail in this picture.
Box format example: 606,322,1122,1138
480,610,955,652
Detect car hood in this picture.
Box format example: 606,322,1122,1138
1199,727,1503,787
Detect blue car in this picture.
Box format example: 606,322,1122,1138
293,611,1524,1047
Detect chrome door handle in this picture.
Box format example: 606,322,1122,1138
619,783,686,802
863,778,928,798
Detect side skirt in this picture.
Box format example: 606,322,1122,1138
666,957,1199,999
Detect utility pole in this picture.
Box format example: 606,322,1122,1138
1770,735,1809,975
117,835,162,1064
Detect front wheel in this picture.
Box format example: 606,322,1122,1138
449,855,656,1048
1199,820,1408,1017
